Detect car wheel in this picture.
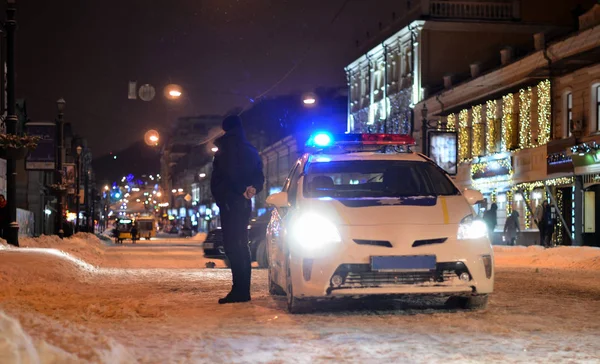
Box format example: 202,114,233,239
256,239,269,269
286,257,308,314
446,294,489,310
268,267,285,296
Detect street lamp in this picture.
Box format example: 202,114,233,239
144,129,160,146
211,146,218,153
55,98,66,238
75,145,82,232
199,173,206,178
302,93,317,106
164,84,183,100
4,0,19,246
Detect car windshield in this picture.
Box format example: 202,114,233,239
303,160,460,199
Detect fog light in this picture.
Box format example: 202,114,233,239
331,274,343,287
459,272,470,282
482,255,493,279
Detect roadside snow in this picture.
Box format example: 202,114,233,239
494,245,600,271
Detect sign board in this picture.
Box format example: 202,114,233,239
25,122,55,170
63,163,76,194
428,131,458,175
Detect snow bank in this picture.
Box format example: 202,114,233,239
0,310,79,364
494,245,600,271
18,233,107,267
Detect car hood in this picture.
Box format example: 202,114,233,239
298,196,473,226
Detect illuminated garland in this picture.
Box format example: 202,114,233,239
472,105,484,157
521,187,533,229
537,80,551,145
486,100,497,155
491,189,497,203
547,152,572,165
446,113,456,132
458,109,470,162
519,87,533,149
556,189,563,245
501,94,514,151
470,157,512,179
506,190,513,215
515,177,574,190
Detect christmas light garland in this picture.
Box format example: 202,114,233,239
519,87,533,149
486,100,497,155
458,109,470,162
472,105,484,157
501,94,514,151
446,113,456,132
506,190,513,215
556,189,563,245
537,80,551,145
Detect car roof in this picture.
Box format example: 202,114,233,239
308,152,428,162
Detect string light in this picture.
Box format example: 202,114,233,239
506,190,513,215
556,189,563,245
472,105,484,157
446,113,456,132
486,100,497,155
458,109,470,162
519,87,533,149
502,94,514,151
537,79,551,145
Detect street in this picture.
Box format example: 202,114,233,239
1,234,599,363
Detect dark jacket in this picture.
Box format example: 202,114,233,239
211,128,264,206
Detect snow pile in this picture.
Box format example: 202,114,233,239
0,239,10,250
494,245,600,271
18,233,107,267
191,232,207,242
0,310,79,364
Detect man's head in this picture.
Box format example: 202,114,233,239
0,194,5,203
222,115,243,133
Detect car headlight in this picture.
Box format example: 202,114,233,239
291,213,341,250
457,215,487,240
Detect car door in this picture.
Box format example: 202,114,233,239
269,160,302,287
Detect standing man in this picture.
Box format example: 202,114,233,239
534,200,545,246
211,115,264,304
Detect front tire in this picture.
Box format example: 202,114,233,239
255,239,268,268
286,257,308,314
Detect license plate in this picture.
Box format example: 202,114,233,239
203,243,214,249
371,255,436,272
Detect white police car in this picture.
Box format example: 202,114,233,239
265,132,493,313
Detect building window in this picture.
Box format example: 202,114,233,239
566,92,573,137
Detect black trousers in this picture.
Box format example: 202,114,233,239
219,199,252,297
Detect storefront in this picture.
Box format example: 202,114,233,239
571,140,600,247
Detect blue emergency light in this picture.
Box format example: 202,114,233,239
306,132,415,148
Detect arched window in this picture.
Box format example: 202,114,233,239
564,91,573,138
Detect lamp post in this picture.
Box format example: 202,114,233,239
75,145,82,232
4,0,19,246
55,98,66,238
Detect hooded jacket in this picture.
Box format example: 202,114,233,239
210,127,264,206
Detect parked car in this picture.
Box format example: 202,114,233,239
203,212,271,268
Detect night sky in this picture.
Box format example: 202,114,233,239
13,0,401,157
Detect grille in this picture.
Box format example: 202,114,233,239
353,239,393,248
412,238,448,248
341,271,456,287
330,262,469,289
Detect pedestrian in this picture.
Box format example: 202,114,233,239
131,223,138,244
482,203,498,242
541,201,555,248
0,194,9,239
211,114,264,304
503,211,520,246
534,200,545,245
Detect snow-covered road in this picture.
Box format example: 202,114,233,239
1,235,599,363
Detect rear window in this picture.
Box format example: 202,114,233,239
304,160,459,199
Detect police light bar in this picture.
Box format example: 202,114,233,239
306,132,415,148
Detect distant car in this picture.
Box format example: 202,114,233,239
203,212,271,268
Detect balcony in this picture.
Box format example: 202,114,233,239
424,0,518,21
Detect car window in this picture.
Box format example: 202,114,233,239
304,160,460,199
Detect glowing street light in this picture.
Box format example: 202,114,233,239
164,84,183,100
199,173,206,178
303,93,317,106
144,129,160,146
211,147,218,153
169,90,182,98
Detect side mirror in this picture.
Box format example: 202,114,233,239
463,189,484,205
266,192,289,208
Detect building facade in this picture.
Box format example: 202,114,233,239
417,5,600,246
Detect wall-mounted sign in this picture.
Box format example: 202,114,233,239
428,131,457,175
25,122,55,170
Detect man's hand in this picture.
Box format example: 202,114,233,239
243,186,256,200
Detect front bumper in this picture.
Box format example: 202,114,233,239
288,232,494,298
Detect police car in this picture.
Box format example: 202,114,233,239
265,132,493,313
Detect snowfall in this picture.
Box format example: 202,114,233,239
0,234,599,364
